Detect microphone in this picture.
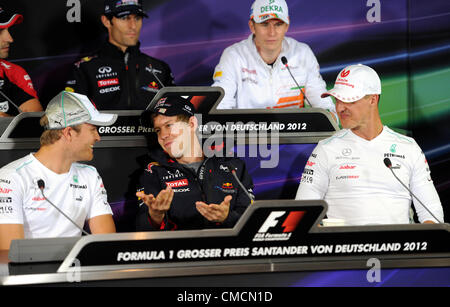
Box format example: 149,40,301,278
383,158,443,223
143,64,166,112
0,89,22,114
37,179,90,235
148,64,165,90
222,163,255,204
281,56,312,108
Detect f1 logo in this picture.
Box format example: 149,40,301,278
258,211,305,233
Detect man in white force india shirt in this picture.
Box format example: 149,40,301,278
0,91,118,250
295,64,444,225
212,0,337,119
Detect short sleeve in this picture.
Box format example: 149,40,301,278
295,143,329,200
0,170,24,225
86,172,113,220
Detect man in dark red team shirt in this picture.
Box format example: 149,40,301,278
0,4,42,116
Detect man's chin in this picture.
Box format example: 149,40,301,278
166,149,184,160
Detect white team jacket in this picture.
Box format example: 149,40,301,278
295,127,443,225
212,34,336,114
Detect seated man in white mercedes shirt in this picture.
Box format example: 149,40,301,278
212,0,336,118
295,64,444,226
0,91,118,250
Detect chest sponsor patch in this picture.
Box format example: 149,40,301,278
0,101,9,113
0,187,12,194
222,182,233,189
173,188,190,193
339,164,356,170
97,78,119,88
166,179,188,188
0,204,13,214
99,86,120,94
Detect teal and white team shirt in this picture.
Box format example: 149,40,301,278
295,126,443,225
0,153,113,238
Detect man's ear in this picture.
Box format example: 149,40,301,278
60,127,72,141
248,19,256,35
371,94,380,106
189,116,198,131
62,126,79,141
101,15,112,29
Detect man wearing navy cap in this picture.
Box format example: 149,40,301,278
135,97,254,231
0,4,42,116
65,0,175,110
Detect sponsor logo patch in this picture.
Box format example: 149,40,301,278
97,78,119,88
166,179,188,188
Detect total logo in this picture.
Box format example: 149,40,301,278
166,179,188,188
253,210,305,242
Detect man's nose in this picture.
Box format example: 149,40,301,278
128,17,138,29
1,28,13,43
94,129,101,142
160,128,170,140
268,24,276,36
335,99,346,112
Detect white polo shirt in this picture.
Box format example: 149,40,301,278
0,153,113,238
212,34,336,114
295,126,443,225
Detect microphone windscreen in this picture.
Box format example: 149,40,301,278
37,179,45,189
281,56,288,65
383,158,392,168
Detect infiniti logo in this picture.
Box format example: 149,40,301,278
98,66,112,74
220,165,230,172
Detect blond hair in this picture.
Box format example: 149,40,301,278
39,115,81,146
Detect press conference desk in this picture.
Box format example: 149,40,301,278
1,201,449,287
1,250,449,287
0,99,447,286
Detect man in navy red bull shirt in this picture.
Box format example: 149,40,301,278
135,96,254,231
65,0,174,110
